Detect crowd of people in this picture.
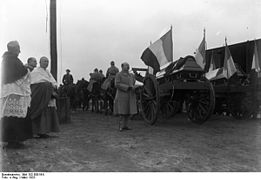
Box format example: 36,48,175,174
1,40,138,149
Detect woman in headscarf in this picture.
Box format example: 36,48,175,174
114,62,137,131
1,41,32,148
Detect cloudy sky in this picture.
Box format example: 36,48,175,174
1,0,261,83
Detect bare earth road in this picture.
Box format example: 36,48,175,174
1,111,261,172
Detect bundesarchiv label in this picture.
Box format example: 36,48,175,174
2,172,45,179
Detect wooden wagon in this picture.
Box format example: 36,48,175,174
205,39,261,119
133,55,215,125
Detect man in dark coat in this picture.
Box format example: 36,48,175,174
62,69,74,86
106,61,119,78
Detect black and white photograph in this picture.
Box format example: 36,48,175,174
0,0,261,177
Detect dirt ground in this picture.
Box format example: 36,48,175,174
1,111,261,172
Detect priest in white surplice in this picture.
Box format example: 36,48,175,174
29,56,60,138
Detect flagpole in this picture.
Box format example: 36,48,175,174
203,28,206,48
224,37,228,78
203,28,206,71
171,25,173,62
50,0,57,80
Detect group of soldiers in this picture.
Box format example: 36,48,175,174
62,61,119,88
60,61,120,112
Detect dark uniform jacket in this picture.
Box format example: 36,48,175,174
106,66,119,77
62,74,74,85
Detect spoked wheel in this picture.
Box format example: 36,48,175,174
185,79,215,124
161,99,182,119
140,74,159,125
228,92,256,120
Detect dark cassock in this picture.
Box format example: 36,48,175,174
1,49,32,147
29,67,60,137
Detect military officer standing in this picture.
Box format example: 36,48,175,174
62,69,74,86
114,62,137,131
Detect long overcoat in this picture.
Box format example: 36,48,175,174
113,71,137,115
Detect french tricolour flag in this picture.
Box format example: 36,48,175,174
195,29,206,70
141,27,173,73
223,38,237,79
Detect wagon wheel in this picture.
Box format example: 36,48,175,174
185,78,215,124
228,92,256,119
140,74,159,125
161,99,182,119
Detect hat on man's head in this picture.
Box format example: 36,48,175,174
66,69,70,72
7,40,20,53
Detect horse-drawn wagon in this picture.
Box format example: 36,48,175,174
133,55,215,125
205,39,261,119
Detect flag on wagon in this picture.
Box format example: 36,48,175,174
205,50,223,80
205,68,224,80
223,37,237,79
141,27,173,73
251,39,261,73
208,50,216,72
195,28,206,70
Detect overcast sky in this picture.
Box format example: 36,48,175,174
1,0,261,83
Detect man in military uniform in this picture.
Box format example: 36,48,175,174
106,61,119,78
102,61,119,90
62,69,74,86
90,68,103,82
88,68,103,92
99,69,105,80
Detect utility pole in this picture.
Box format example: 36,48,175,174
50,0,57,80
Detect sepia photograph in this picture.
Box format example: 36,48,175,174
0,0,261,177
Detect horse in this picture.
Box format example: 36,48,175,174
75,78,90,111
58,83,78,111
87,79,104,113
100,77,117,115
